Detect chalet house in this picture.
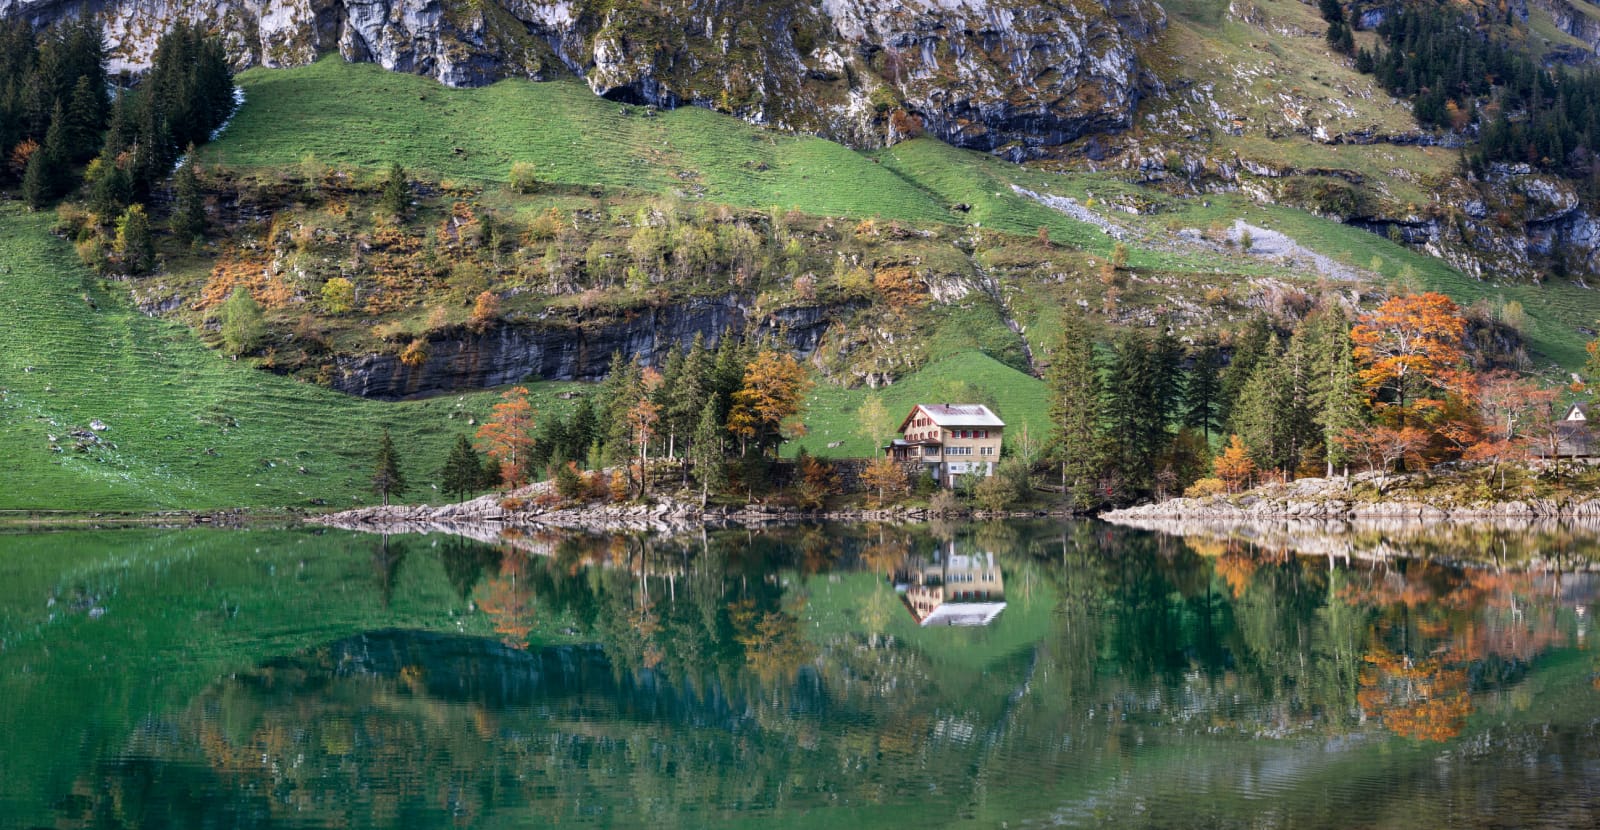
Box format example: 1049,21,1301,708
1536,402,1597,459
884,403,1004,487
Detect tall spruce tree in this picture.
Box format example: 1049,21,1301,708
372,428,408,506
1045,314,1104,509
1230,337,1297,474
690,403,727,507
169,151,206,244
440,433,482,501
113,203,154,274
1311,313,1366,476
1183,337,1224,441
1218,315,1273,427
1102,329,1170,498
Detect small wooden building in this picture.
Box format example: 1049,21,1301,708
884,403,1004,487
1536,402,1598,459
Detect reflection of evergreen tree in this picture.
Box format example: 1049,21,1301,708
370,535,407,608
436,537,502,601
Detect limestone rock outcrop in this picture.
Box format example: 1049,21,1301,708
2,0,1164,158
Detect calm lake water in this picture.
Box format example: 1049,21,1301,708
1,521,1598,828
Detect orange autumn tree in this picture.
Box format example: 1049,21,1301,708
727,350,813,456
1350,292,1470,427
1213,434,1257,492
476,386,536,487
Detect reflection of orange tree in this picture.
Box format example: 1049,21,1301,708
1209,542,1289,599
729,596,817,684
478,548,536,648
1357,638,1471,742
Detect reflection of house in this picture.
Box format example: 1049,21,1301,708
893,544,1005,626
884,403,1004,487
1535,402,1597,459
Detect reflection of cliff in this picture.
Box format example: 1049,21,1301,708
893,544,1006,627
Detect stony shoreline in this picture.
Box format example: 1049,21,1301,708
312,490,1073,535
1102,472,1600,524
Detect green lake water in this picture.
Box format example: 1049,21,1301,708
1,521,1597,828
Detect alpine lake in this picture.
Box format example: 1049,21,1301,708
2,519,1598,829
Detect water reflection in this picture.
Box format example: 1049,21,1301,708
2,522,1599,829
894,543,1006,626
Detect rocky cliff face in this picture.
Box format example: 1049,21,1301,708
1534,0,1600,65
1,0,1163,158
327,295,854,400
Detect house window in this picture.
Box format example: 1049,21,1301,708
980,446,994,456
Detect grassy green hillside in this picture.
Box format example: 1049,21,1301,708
0,206,561,512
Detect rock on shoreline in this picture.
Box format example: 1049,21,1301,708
1102,473,1600,524
312,490,1072,535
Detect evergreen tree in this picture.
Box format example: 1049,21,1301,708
566,396,599,466
220,286,266,356
381,161,409,217
1218,315,1273,426
1102,329,1169,498
1045,314,1104,509
1312,315,1366,476
113,203,154,274
87,154,131,219
372,428,408,506
1230,337,1296,474
1183,338,1224,441
440,433,482,501
169,153,206,245
23,102,67,207
20,139,54,208
689,403,727,507
667,332,712,457
63,74,103,161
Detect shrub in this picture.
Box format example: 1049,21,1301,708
320,277,355,313
509,161,539,193
928,489,961,516
220,286,267,356
400,337,430,367
1185,477,1227,498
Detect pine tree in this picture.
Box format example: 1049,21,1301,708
372,428,408,506
64,74,103,161
689,403,727,507
1230,337,1296,474
1313,318,1366,476
566,396,598,466
113,203,154,274
381,161,409,218
667,332,712,457
22,102,67,207
20,139,54,208
1102,329,1169,498
169,152,206,244
1218,315,1272,426
87,154,131,219
1045,314,1103,509
1183,338,1224,441
440,433,482,501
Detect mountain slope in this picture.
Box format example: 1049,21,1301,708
3,0,1162,157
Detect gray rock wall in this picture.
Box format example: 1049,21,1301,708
2,0,1163,157
328,295,855,400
